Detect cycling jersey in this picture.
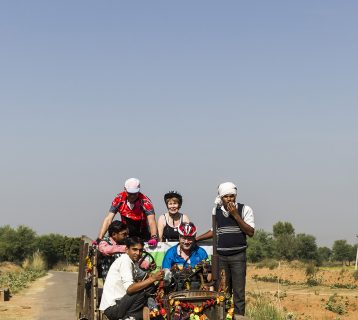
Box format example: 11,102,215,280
109,191,154,239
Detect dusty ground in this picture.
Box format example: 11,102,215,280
0,269,77,320
0,272,50,320
1,262,358,319
246,262,358,320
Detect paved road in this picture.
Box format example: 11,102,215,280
37,271,78,320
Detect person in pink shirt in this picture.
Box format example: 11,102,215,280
98,220,129,280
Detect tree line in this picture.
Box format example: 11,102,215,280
247,221,358,265
0,225,80,268
1,222,357,267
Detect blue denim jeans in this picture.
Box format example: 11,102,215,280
219,251,247,315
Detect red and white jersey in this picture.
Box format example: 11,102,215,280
109,191,155,222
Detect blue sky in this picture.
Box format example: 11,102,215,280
1,1,357,247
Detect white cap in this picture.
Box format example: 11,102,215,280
214,182,237,205
124,178,141,193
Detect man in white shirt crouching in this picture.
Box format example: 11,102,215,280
99,236,164,320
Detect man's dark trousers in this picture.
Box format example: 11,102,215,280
219,251,246,315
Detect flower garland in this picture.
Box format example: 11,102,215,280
85,255,93,273
147,259,232,319
168,295,225,320
149,292,236,319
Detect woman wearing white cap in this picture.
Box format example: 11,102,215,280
196,182,255,319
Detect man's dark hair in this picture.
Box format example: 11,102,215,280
125,236,144,248
108,220,128,237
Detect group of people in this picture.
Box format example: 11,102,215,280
95,178,255,320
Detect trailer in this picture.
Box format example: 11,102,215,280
75,236,227,320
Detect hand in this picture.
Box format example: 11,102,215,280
92,238,102,246
151,269,164,281
227,202,238,215
148,237,158,247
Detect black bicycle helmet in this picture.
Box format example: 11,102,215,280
164,190,183,206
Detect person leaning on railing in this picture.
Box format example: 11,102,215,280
97,220,129,281
96,178,159,248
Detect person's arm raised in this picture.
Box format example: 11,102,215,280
98,212,115,239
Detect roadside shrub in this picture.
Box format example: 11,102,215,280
246,295,286,320
0,269,46,293
0,251,48,294
31,250,47,271
22,250,47,272
22,258,31,270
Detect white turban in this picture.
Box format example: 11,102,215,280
214,182,237,206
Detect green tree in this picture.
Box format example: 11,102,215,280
0,224,80,267
349,244,357,263
35,234,80,267
272,222,297,261
0,225,37,263
296,233,318,261
0,225,14,261
273,221,295,238
317,246,332,264
332,240,352,265
63,236,81,264
35,233,67,267
274,234,297,261
247,229,274,262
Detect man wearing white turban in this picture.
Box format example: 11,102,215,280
196,181,255,319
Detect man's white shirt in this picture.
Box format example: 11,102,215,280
99,253,134,311
211,204,255,229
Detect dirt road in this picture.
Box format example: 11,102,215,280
0,271,78,320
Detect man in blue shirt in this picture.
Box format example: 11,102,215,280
162,222,208,269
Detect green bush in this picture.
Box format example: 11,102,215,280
0,269,46,293
306,277,320,286
325,293,346,315
246,295,287,320
0,253,47,294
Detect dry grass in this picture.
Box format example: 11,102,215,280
21,251,47,272
0,262,22,274
51,262,78,272
247,262,358,320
